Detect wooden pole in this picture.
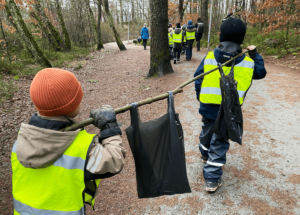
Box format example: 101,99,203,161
63,50,249,132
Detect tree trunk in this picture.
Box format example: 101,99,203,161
119,0,124,28
202,0,209,39
4,4,33,57
131,0,135,21
0,18,11,63
102,0,126,50
8,0,51,67
179,0,184,22
30,12,59,50
35,0,64,50
148,0,173,77
55,0,72,51
85,0,101,48
97,0,104,49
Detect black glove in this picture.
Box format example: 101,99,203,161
90,105,117,129
90,105,122,141
248,48,257,59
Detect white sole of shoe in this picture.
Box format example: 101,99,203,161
206,182,222,192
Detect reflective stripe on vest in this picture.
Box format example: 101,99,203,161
12,130,99,215
186,31,195,40
173,31,182,43
200,52,254,105
168,33,173,45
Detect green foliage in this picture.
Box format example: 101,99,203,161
74,64,83,71
293,53,298,56
87,79,98,83
0,75,17,103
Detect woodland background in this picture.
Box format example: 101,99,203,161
0,0,300,102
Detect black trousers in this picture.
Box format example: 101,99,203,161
197,33,203,51
173,48,181,60
143,39,147,49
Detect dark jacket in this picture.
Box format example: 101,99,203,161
194,42,267,120
194,20,204,35
173,28,184,49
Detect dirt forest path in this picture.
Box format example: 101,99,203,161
0,42,300,214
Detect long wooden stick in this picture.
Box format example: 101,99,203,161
63,50,249,132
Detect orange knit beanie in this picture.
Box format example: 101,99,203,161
30,68,83,117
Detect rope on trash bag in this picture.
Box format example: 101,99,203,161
62,50,249,132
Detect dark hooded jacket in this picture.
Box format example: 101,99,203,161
194,41,267,120
173,28,184,49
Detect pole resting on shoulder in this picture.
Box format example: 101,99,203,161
63,50,249,132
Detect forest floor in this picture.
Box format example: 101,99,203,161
0,42,300,214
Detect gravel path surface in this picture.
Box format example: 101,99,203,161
1,43,300,215
138,51,300,214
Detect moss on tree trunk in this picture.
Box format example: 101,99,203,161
4,4,33,57
35,0,64,50
86,0,103,50
31,12,60,51
8,0,51,67
103,0,126,51
55,0,72,51
148,0,173,77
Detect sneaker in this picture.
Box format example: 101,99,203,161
144,47,146,50
177,58,180,63
206,177,223,193
201,155,208,164
174,59,176,64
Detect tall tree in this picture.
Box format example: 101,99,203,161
148,0,173,77
202,0,209,39
30,12,59,50
7,0,51,67
35,0,64,50
119,0,124,28
4,3,33,57
96,0,104,49
55,0,72,51
131,0,135,21
85,0,103,49
102,0,126,50
179,0,184,22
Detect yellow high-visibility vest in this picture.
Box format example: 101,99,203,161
12,130,100,215
173,31,182,43
200,52,255,105
183,33,186,43
168,33,173,45
186,31,196,40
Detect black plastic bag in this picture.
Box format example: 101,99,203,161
125,92,191,198
213,61,243,144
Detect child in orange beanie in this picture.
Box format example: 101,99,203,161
12,68,125,215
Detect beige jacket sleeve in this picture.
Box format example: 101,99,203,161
86,135,126,174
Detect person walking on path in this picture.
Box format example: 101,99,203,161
168,27,174,60
194,17,204,51
141,23,149,50
11,68,126,214
172,23,184,64
185,20,199,61
181,24,187,55
194,18,267,192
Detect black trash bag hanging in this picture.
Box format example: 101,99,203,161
125,92,191,198
213,60,244,145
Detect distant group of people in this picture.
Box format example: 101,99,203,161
168,17,204,64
